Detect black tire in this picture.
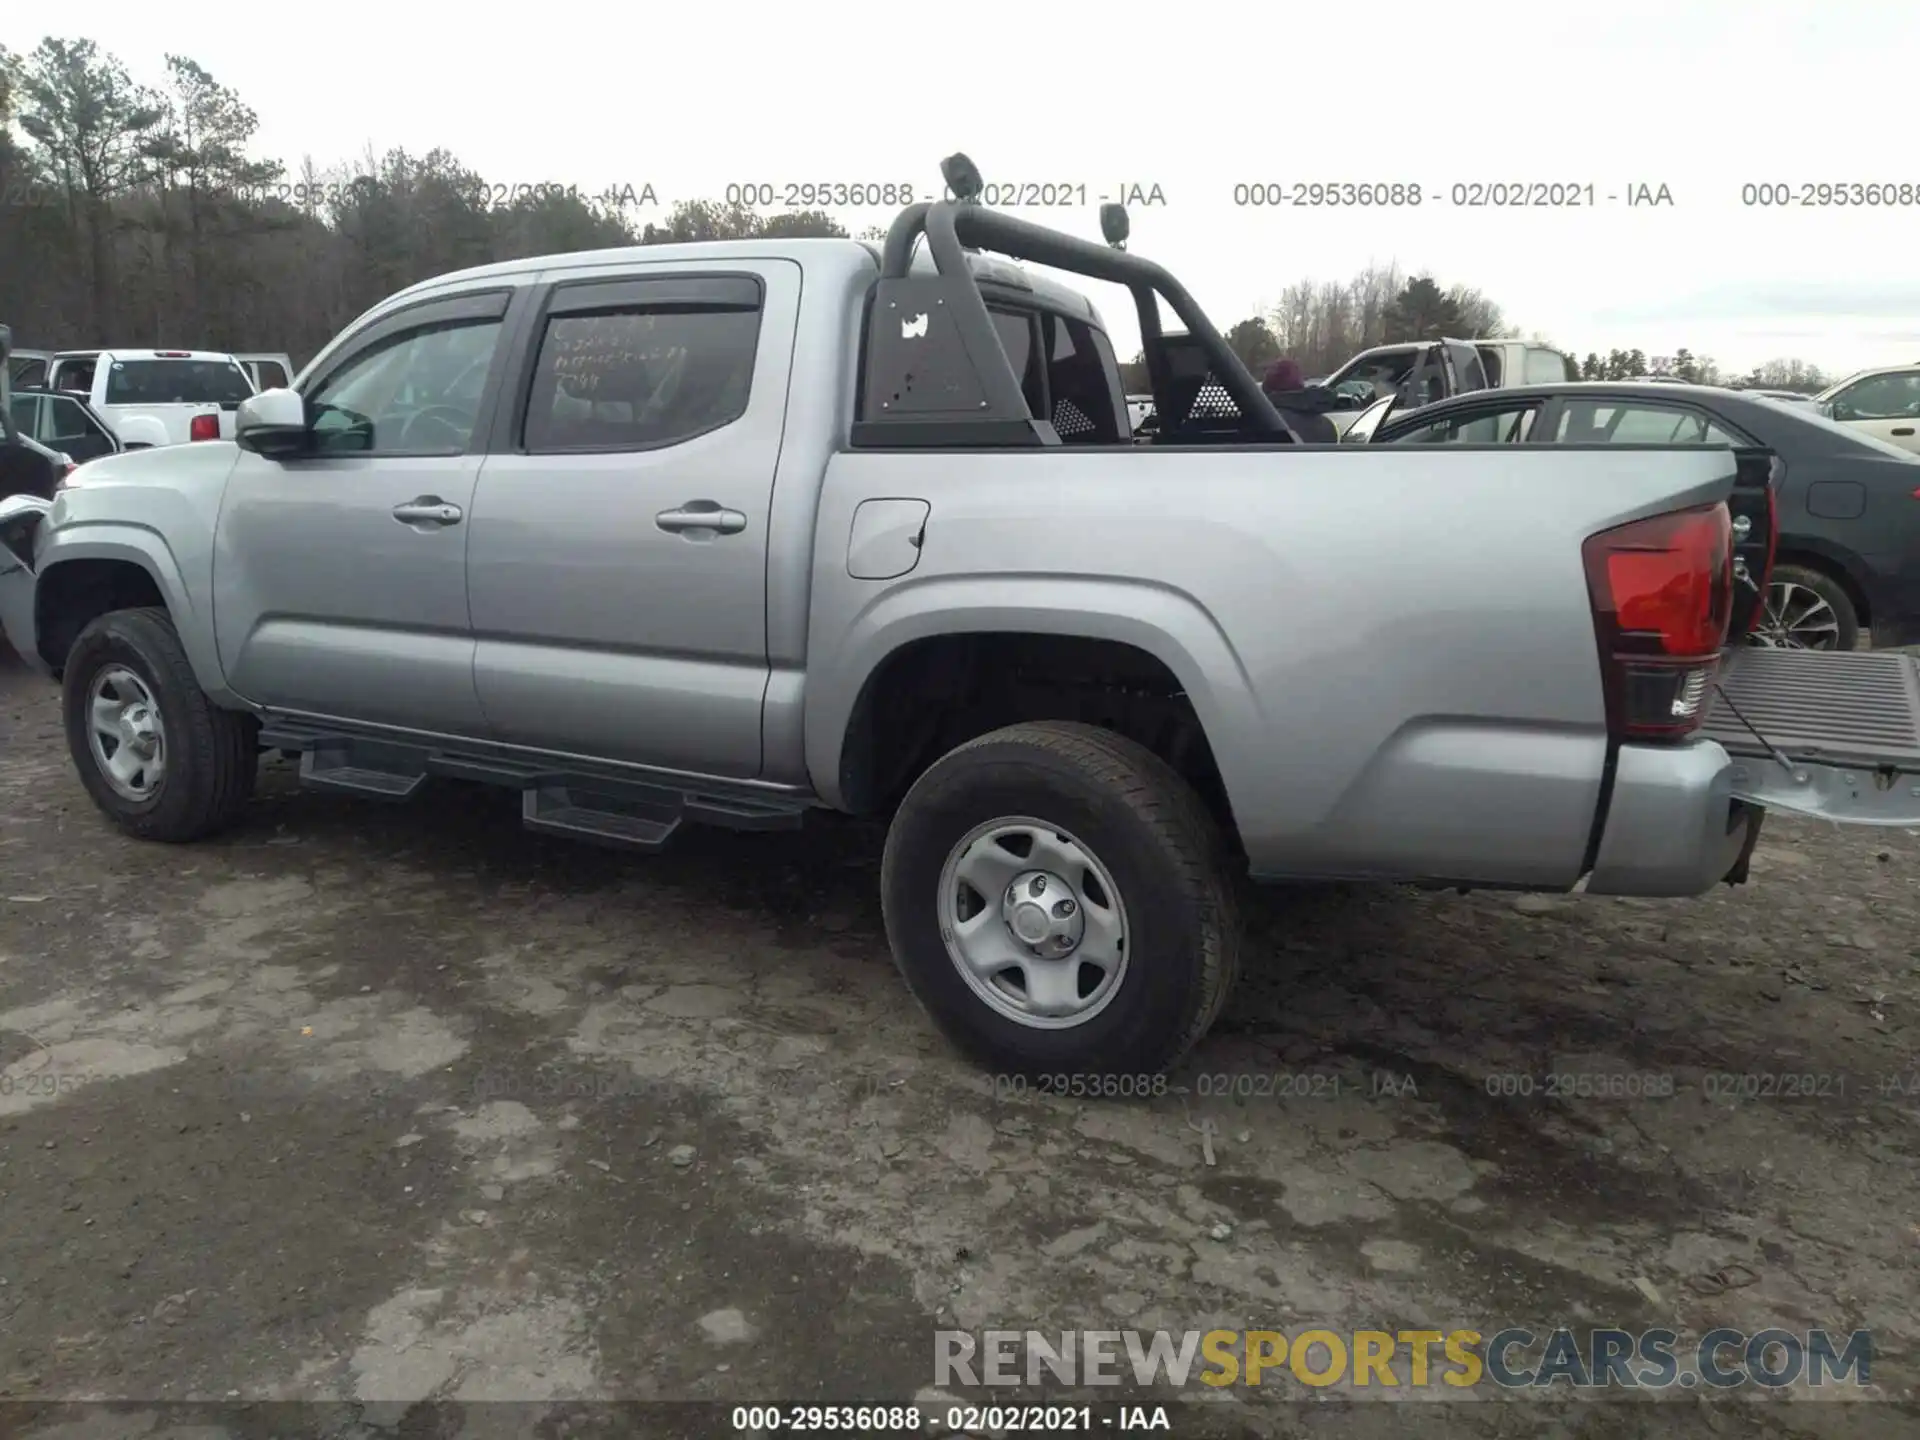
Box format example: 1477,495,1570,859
62,606,258,841
1753,563,1859,651
880,720,1241,1078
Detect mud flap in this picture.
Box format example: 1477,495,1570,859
1700,647,1920,825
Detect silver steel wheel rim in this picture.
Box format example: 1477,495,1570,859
87,665,168,801
1751,581,1841,650
936,815,1130,1031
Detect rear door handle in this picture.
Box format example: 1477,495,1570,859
1892,427,1915,436
656,502,747,536
392,497,463,526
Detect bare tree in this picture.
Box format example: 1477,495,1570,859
14,38,166,337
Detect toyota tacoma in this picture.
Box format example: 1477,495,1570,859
3,160,1916,1078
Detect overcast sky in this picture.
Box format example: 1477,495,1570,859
7,1,1916,378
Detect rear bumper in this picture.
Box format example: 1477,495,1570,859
1585,739,1757,897
1590,647,1920,895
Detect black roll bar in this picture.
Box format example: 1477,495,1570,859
879,200,1288,438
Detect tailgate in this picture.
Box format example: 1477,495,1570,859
101,403,227,444
1701,647,1920,824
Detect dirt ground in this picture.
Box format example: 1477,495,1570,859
2,645,1918,1440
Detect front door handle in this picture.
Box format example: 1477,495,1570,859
393,497,463,526
656,502,747,536
1893,427,1915,437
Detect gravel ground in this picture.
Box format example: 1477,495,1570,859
2,646,1918,1440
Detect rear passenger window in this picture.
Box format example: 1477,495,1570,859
1394,403,1538,444
988,307,1045,418
255,361,289,388
524,302,761,453
105,359,254,406
1554,402,1743,445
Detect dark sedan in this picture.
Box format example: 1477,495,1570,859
1343,382,1920,649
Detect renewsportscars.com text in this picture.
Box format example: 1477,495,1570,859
935,1327,1873,1390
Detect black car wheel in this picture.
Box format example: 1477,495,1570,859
1749,564,1859,651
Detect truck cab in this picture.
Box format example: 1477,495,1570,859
47,349,255,448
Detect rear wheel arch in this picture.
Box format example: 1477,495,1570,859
832,627,1244,853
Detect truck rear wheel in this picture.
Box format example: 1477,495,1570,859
880,721,1240,1079
61,607,258,841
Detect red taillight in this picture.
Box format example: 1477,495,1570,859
189,413,219,442
155,351,191,358
1582,504,1733,741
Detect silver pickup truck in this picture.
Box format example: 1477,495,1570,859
3,166,1916,1079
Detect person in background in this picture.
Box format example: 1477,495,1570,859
1261,358,1340,444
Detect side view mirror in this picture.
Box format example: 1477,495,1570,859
235,387,309,457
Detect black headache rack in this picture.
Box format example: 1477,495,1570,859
852,154,1292,449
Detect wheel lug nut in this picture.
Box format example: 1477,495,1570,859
1053,899,1075,917
1029,876,1046,897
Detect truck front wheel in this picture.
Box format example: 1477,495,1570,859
61,607,258,841
880,721,1240,1079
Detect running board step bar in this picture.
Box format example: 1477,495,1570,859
1701,648,1920,825
299,745,426,800
523,784,681,851
260,720,812,847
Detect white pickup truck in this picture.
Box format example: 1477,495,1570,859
46,349,256,449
